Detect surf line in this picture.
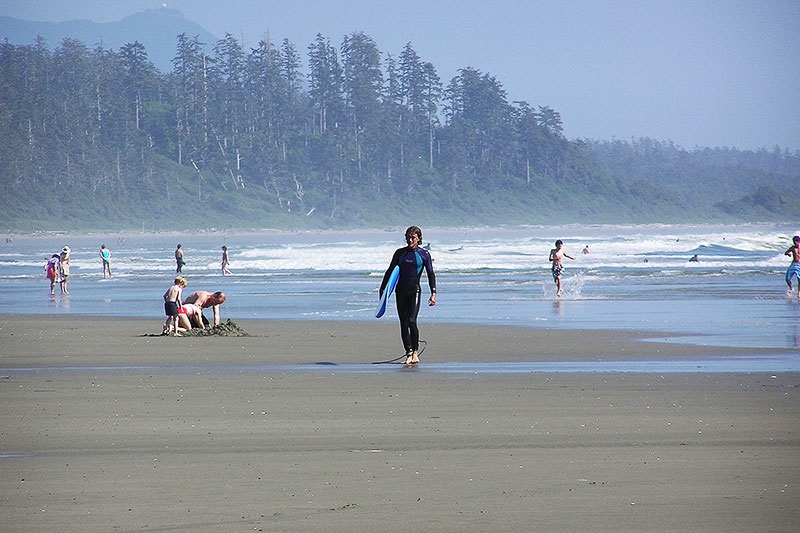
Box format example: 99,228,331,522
372,341,427,364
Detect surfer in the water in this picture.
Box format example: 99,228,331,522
380,226,437,365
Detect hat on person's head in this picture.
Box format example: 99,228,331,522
61,246,70,254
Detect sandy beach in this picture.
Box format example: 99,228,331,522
1,315,798,532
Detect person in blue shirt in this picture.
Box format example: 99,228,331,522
380,225,437,364
100,244,112,278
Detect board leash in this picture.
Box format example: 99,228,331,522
371,340,426,364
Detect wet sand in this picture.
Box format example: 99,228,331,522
1,315,798,532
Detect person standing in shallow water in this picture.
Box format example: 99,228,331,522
549,239,575,297
175,244,185,273
44,254,60,294
380,226,437,365
221,246,232,275
100,244,112,278
59,246,71,294
785,235,800,297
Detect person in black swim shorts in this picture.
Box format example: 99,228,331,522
549,239,575,297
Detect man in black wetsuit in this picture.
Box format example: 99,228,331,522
380,225,437,365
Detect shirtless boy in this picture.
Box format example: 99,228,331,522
549,239,575,297
785,235,800,297
163,276,187,335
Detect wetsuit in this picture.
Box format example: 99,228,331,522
380,246,436,353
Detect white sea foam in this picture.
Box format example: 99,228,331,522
2,224,799,350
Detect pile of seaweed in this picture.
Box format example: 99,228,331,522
183,319,250,337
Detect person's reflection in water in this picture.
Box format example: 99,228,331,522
47,293,71,311
794,308,800,349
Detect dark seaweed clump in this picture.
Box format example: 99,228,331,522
183,319,250,337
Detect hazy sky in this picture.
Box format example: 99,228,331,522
2,0,798,151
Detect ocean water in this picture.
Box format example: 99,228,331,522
1,223,799,350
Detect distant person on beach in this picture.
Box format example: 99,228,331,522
785,235,800,297
549,239,575,297
582,245,590,254
380,225,437,365
221,246,232,275
44,254,60,294
59,246,71,294
183,290,226,326
175,244,185,273
689,254,699,262
163,276,187,335
100,244,112,278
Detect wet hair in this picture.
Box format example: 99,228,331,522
555,239,563,246
405,226,422,242
794,235,800,243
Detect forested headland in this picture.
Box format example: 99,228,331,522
1,32,798,232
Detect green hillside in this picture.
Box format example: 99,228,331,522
1,33,797,232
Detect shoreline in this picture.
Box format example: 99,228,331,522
2,314,797,369
3,220,794,238
2,314,798,531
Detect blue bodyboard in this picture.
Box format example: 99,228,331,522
375,266,400,318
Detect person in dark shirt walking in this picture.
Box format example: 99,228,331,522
380,226,437,365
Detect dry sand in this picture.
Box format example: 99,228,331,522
1,315,798,532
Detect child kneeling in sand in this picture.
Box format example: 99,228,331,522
163,276,187,336
176,303,204,333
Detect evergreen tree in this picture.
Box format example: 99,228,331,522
307,34,343,135
0,31,796,231
341,32,383,180
172,33,209,166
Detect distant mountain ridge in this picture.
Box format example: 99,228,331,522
0,8,218,71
